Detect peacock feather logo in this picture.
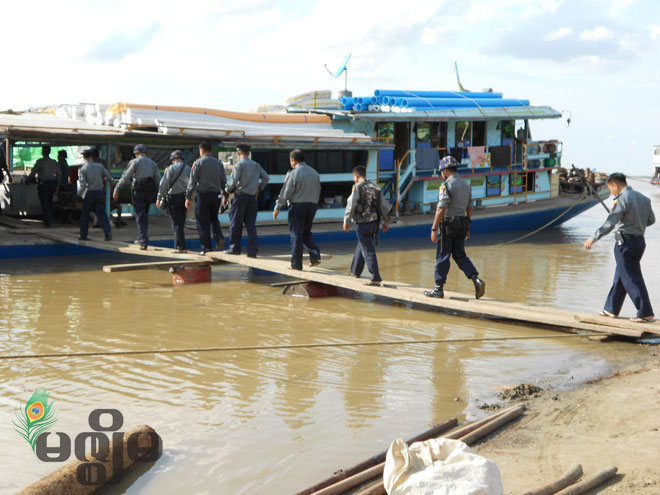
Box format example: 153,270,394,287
13,389,57,454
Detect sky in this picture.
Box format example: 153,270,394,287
1,0,659,175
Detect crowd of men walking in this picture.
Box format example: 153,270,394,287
17,142,657,318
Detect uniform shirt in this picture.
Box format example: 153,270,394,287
186,155,226,199
29,157,61,183
58,158,69,186
115,155,161,190
274,162,321,211
437,173,472,217
591,186,655,242
226,158,269,196
78,161,113,198
344,179,390,225
157,162,191,203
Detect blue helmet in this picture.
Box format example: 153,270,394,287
133,144,147,154
169,150,184,162
439,155,460,171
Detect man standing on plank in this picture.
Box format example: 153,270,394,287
273,149,321,270
224,144,269,258
584,172,655,323
343,166,390,286
186,141,227,255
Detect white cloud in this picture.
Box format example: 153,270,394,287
421,29,438,45
649,25,660,39
580,26,613,41
544,27,573,41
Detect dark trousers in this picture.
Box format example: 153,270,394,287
604,235,654,318
195,190,223,251
434,232,478,286
37,179,58,226
80,189,111,238
288,202,321,270
351,221,382,282
228,193,258,256
167,193,187,250
132,190,152,246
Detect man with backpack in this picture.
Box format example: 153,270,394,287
157,150,191,253
343,166,390,286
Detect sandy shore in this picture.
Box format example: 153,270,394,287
475,344,660,494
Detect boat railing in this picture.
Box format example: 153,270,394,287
390,141,564,211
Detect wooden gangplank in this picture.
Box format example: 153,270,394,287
12,221,659,338
201,252,660,338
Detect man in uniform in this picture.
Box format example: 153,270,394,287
273,149,321,270
584,173,655,323
185,141,227,255
28,145,61,227
157,150,191,253
57,150,69,188
113,144,160,250
424,156,485,299
78,148,113,241
343,165,390,286
225,144,269,257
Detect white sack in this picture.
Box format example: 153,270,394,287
383,437,503,495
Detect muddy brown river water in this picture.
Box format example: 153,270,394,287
1,180,658,494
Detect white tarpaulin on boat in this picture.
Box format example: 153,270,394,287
383,437,503,495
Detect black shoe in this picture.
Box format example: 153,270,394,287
104,234,112,241
247,254,257,258
309,259,321,267
78,236,88,241
424,286,444,298
140,244,148,250
222,249,240,255
471,275,486,299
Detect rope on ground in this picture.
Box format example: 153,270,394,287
0,333,604,361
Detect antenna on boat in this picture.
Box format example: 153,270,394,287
324,53,352,97
454,61,469,92
561,110,572,128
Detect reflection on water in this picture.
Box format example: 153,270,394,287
0,181,658,494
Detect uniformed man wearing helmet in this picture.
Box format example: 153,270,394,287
424,155,485,299
113,144,161,250
157,150,192,253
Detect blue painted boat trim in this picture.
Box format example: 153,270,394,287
0,200,599,258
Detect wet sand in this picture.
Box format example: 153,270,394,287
477,346,660,494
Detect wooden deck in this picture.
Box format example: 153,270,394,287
7,218,660,339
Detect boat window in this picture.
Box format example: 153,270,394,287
455,121,471,148
486,175,501,196
433,122,448,149
376,122,394,143
472,121,486,146
501,121,515,141
416,123,432,143
655,148,660,155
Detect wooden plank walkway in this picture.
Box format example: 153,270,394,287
8,219,660,338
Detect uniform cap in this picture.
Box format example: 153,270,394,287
133,144,147,154
81,147,95,157
439,155,460,171
169,150,184,162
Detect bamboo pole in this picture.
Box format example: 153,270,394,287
459,404,525,445
553,467,618,495
522,464,583,495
